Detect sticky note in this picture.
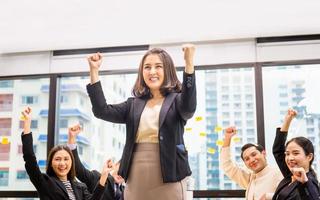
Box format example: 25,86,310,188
232,137,240,143
199,132,207,137
216,140,224,146
214,126,223,132
1,137,9,145
207,148,216,154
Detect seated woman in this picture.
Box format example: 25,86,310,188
21,107,111,200
272,108,320,200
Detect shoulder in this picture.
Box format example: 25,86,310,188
72,180,87,189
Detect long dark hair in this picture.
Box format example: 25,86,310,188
132,48,182,98
46,145,76,181
286,136,316,176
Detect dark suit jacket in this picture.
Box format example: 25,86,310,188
22,133,105,200
72,148,123,200
86,72,196,183
272,128,320,200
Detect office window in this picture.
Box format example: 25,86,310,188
21,96,38,105
19,120,38,129
0,118,11,136
0,144,10,161
16,170,29,180
0,168,9,186
0,80,14,88
0,94,13,111
0,77,49,191
263,64,320,173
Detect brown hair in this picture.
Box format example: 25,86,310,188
132,48,182,98
46,145,76,181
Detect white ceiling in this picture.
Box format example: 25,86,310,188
1,0,320,53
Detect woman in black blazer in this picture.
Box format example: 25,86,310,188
21,107,111,200
272,109,320,200
86,44,196,200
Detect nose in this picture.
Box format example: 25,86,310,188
150,66,156,74
287,154,294,161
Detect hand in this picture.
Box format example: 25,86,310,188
21,107,32,134
223,126,237,147
284,108,297,123
291,167,308,184
281,108,297,132
68,124,81,144
182,44,195,74
99,159,114,186
87,52,102,70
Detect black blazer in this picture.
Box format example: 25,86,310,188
72,148,123,200
22,133,105,200
272,128,320,200
87,72,196,182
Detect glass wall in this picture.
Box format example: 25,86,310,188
0,79,49,191
54,67,257,191
263,64,320,171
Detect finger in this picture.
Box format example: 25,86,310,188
27,107,31,114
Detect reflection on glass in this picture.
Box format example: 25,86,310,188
263,65,320,175
0,78,49,191
55,67,256,191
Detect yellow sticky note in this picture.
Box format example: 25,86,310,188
214,126,223,132
199,132,207,137
232,137,240,143
1,137,9,145
207,148,216,154
20,115,27,121
216,140,224,146
195,116,203,121
185,128,192,132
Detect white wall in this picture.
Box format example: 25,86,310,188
2,39,320,77
1,0,320,53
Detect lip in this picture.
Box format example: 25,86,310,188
249,162,257,168
149,77,159,81
287,162,298,168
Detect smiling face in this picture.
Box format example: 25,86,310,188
51,149,72,181
285,141,313,172
142,54,164,95
242,146,267,173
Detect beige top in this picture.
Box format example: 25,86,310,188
220,146,283,200
135,98,164,143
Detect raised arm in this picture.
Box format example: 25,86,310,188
273,108,297,177
177,44,197,120
21,107,45,190
88,52,102,85
82,159,114,200
68,124,100,191
220,126,250,189
183,43,195,74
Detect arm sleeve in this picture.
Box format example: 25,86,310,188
72,148,100,192
21,133,45,191
298,174,320,200
272,128,291,177
220,146,251,189
176,72,197,121
86,81,130,123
